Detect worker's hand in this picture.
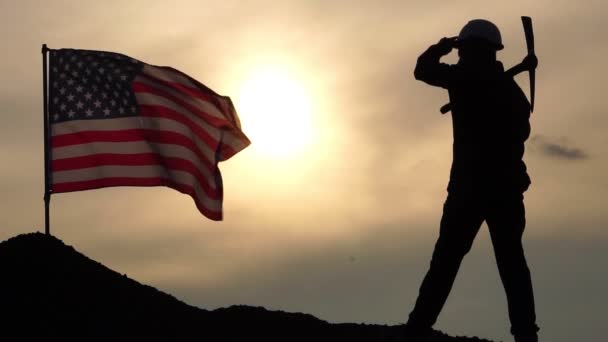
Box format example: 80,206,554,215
521,54,538,71
434,37,458,55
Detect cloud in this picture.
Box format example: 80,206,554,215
530,135,588,160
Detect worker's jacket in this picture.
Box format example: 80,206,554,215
414,44,531,195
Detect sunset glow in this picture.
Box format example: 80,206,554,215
237,66,314,158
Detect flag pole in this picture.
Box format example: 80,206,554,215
42,44,51,236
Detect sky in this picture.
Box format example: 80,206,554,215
1,1,607,341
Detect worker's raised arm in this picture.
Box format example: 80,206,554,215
414,37,458,88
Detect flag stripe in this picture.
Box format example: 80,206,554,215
52,141,215,185
52,129,216,171
139,106,238,159
52,141,218,190
135,75,227,122
52,164,215,192
52,117,142,135
52,164,221,205
52,176,222,220
52,128,208,150
135,83,227,134
53,141,217,189
52,117,218,166
141,65,222,111
51,153,221,199
138,94,249,154
137,94,221,144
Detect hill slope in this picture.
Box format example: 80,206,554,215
0,233,495,341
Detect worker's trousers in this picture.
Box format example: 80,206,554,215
407,191,539,338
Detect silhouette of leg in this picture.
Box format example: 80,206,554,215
407,193,484,333
486,194,539,341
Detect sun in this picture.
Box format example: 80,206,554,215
236,66,314,158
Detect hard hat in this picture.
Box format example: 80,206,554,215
458,19,503,50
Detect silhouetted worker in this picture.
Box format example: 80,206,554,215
404,19,539,342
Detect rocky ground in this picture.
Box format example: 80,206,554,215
0,233,496,341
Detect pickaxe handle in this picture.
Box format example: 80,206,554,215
522,16,535,112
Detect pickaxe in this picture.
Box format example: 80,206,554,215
521,16,536,112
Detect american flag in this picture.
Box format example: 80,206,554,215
48,48,250,220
